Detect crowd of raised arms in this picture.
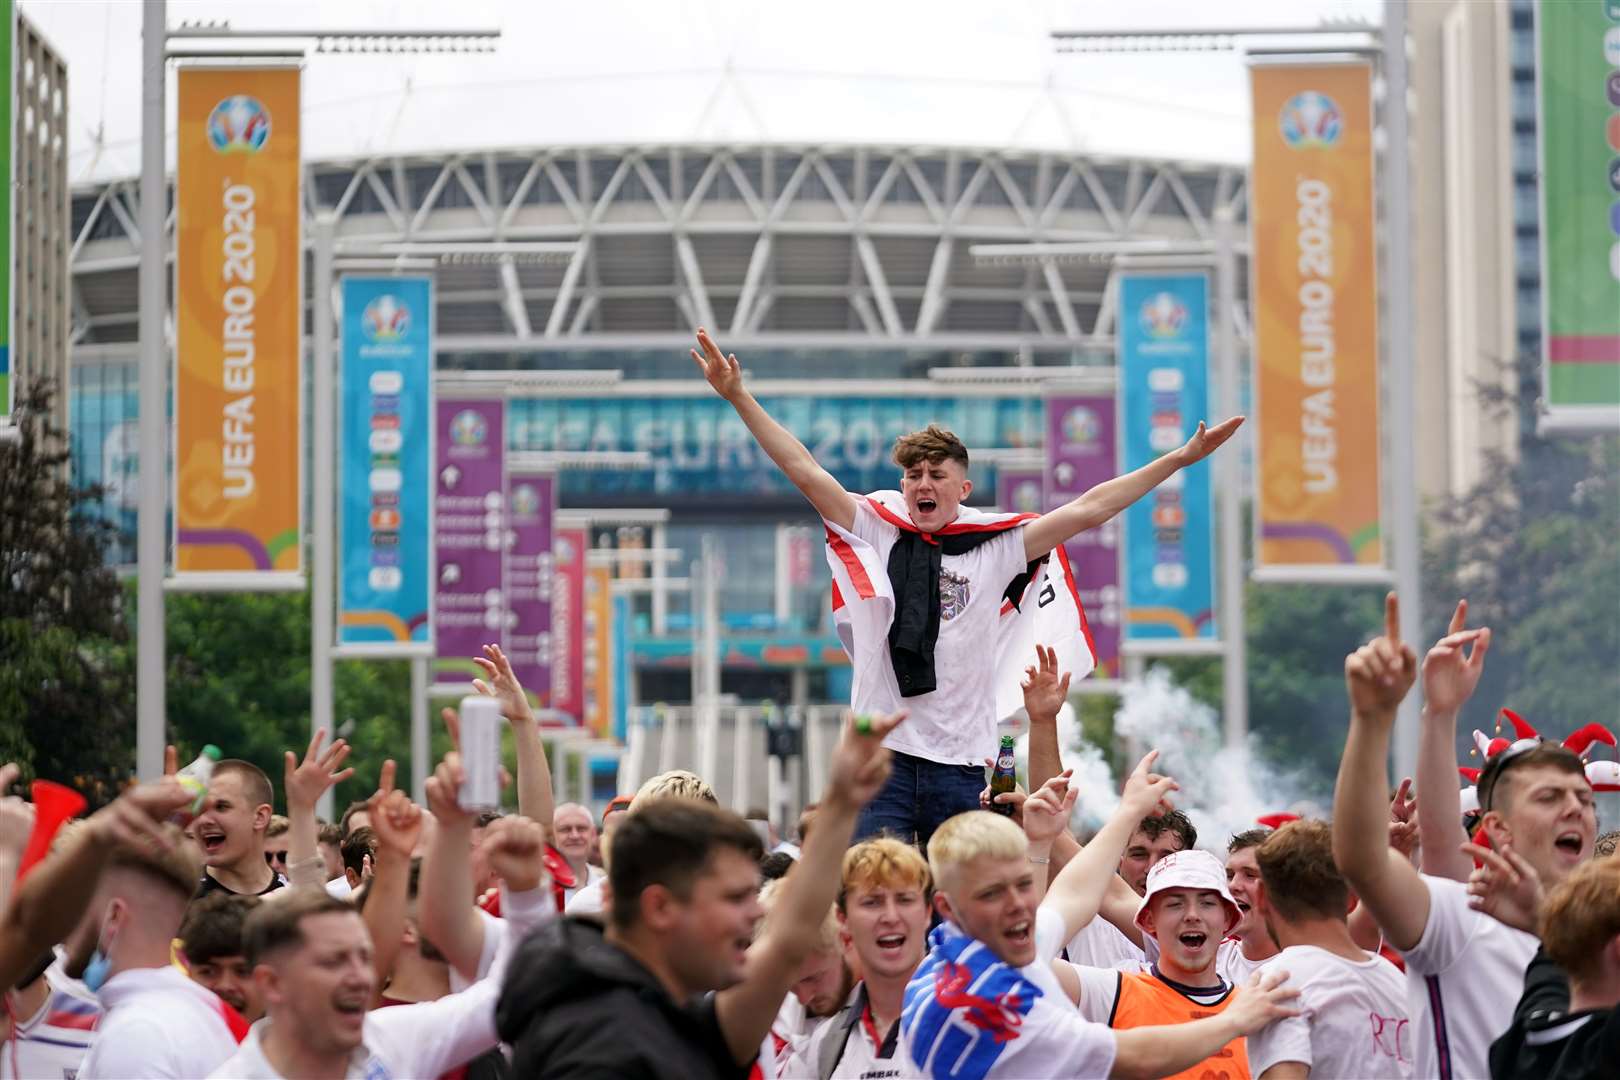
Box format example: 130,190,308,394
1,329,1614,1080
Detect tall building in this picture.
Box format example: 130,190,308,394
1408,0,1532,502
10,10,69,436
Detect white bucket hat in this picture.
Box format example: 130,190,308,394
1134,849,1241,935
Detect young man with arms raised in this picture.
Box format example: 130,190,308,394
785,837,934,1079
693,328,1242,847
1332,594,1598,1080
209,815,553,1080
900,752,1299,1080
497,712,905,1079
1246,819,1412,1079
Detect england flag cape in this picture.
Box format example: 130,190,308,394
826,492,1097,721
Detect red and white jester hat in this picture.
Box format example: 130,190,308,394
1458,708,1617,815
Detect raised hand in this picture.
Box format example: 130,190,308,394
1421,600,1491,715
1226,968,1302,1036
1118,749,1179,821
1022,770,1078,847
472,643,534,725
283,729,355,813
980,760,1028,822
1175,416,1244,467
1345,593,1418,718
690,327,744,401
1021,644,1072,724
0,763,35,861
90,780,193,857
478,815,550,893
1461,839,1544,934
826,712,905,809
370,789,424,861
1388,777,1419,860
425,751,472,828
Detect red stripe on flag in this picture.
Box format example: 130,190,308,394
1054,545,1098,664
828,534,877,600
831,579,845,612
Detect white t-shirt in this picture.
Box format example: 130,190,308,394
78,966,239,1079
899,906,1116,1078
1400,873,1537,1080
1066,914,1147,971
562,864,605,906
1244,945,1411,1079
210,882,553,1079
847,499,1028,765
1072,963,1234,1025
564,876,606,916
3,959,101,1080
785,984,904,1080
1117,937,1270,986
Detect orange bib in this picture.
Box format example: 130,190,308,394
1111,971,1250,1080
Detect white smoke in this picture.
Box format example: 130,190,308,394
1029,666,1328,848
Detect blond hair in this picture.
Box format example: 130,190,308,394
628,770,717,814
1539,857,1620,983
757,876,841,953
927,812,1025,895
840,837,931,911
265,814,290,839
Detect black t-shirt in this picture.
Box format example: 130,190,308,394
1490,948,1620,1080
193,869,286,900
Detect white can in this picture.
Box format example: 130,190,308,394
458,695,502,811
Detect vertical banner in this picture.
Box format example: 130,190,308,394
1250,60,1383,572
611,593,632,744
1044,392,1120,676
996,467,1044,516
1535,0,1620,426
338,278,433,649
0,1,12,423
174,66,303,579
551,527,588,724
584,566,614,737
1118,273,1217,645
506,467,554,708
433,398,505,682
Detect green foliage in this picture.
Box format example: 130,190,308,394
0,380,133,798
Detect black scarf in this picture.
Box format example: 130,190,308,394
886,528,1034,697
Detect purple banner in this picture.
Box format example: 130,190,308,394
997,467,1044,516
433,399,506,681
506,468,555,709
1044,394,1121,677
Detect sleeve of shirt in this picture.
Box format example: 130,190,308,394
80,1016,195,1079
1246,1012,1314,1076
1074,966,1123,1026
1401,874,1479,976
369,882,554,1078
1022,1007,1118,1079
847,496,900,549
986,526,1030,584
1035,906,1068,964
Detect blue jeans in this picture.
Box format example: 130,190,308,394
854,751,987,852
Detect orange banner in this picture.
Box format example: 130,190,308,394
1250,61,1383,571
174,67,302,576
584,566,614,738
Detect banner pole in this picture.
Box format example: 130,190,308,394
1215,207,1247,751
136,0,166,782
411,655,429,804
312,212,336,821
1383,0,1421,782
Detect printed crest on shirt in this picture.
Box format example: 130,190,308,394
938,569,971,621
902,924,1040,1078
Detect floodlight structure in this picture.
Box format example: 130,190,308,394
137,4,503,792
1042,6,1422,779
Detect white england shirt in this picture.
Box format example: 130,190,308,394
1399,874,1537,1080
843,498,1027,765
1246,944,1413,1079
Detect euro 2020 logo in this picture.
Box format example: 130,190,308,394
1279,91,1343,150
362,295,411,343
1139,292,1188,340
450,410,488,449
1062,406,1099,449
207,96,271,154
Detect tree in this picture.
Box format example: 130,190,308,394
0,379,133,798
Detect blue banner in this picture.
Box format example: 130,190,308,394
339,277,434,647
1118,273,1216,643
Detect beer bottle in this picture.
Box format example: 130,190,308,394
989,735,1018,816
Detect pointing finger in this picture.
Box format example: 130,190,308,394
1447,599,1467,637
1384,592,1401,646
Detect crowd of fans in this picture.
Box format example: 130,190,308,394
0,601,1611,1079
2,360,1616,1077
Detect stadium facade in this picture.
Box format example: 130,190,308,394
66,141,1251,708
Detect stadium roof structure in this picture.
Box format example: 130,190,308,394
68,142,1251,356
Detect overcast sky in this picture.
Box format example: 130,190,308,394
20,0,1383,185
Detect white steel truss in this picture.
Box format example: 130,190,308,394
67,143,1250,353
